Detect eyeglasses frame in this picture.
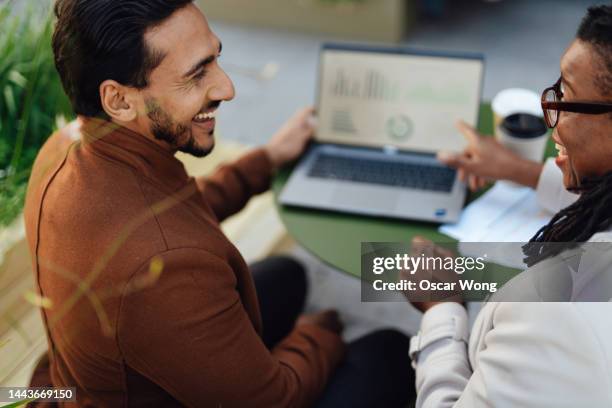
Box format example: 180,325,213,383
540,77,612,128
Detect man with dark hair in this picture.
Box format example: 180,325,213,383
24,1,413,407
408,5,612,407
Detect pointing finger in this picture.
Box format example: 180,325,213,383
456,120,481,146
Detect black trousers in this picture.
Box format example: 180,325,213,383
251,256,416,408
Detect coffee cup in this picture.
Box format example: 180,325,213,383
492,88,542,128
496,113,549,163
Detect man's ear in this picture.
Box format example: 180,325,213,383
99,80,138,122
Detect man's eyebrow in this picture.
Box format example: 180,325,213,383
182,42,223,79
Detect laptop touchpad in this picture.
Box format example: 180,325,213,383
331,184,399,212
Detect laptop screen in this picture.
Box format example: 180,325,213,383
316,45,484,153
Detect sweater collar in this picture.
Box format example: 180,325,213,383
80,117,190,191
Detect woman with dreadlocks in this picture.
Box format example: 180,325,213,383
406,5,612,408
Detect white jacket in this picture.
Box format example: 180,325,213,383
411,159,612,408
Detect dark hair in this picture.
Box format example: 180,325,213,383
523,172,612,266
522,5,612,267
576,5,612,96
52,0,193,117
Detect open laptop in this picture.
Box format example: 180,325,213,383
279,43,485,223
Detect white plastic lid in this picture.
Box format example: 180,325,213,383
492,88,543,118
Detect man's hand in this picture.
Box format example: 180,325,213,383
297,309,344,335
437,120,543,191
264,106,316,170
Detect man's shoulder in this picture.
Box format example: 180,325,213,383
27,122,80,197
37,140,149,226
28,121,236,279
27,122,169,265
29,120,142,203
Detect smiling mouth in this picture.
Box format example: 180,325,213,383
555,142,568,156
552,135,568,156
193,109,218,123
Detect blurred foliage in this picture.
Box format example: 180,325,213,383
0,3,74,227
0,0,368,228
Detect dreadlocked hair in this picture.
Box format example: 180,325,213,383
523,5,612,266
523,171,612,267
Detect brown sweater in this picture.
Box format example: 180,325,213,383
24,118,344,408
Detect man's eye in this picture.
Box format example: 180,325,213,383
193,70,207,81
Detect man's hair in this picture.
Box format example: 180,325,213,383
52,0,193,117
576,4,612,96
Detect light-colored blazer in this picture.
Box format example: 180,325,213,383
410,159,612,407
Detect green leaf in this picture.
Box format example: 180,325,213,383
0,399,34,408
0,1,75,226
8,70,27,88
3,85,16,116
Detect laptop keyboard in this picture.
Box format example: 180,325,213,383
307,153,456,192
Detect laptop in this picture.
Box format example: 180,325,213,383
279,43,485,223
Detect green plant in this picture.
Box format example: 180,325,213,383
0,2,74,227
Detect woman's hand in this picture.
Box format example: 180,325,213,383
437,120,543,191
401,236,464,313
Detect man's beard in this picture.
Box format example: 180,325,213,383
145,98,214,158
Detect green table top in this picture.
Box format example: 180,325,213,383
272,104,555,278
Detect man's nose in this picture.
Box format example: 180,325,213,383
207,67,235,102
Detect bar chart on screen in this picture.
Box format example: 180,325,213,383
316,49,483,152
331,69,401,102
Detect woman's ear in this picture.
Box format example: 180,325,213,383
99,80,138,122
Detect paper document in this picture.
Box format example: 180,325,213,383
440,182,553,268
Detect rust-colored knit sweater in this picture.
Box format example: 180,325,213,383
24,119,344,407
